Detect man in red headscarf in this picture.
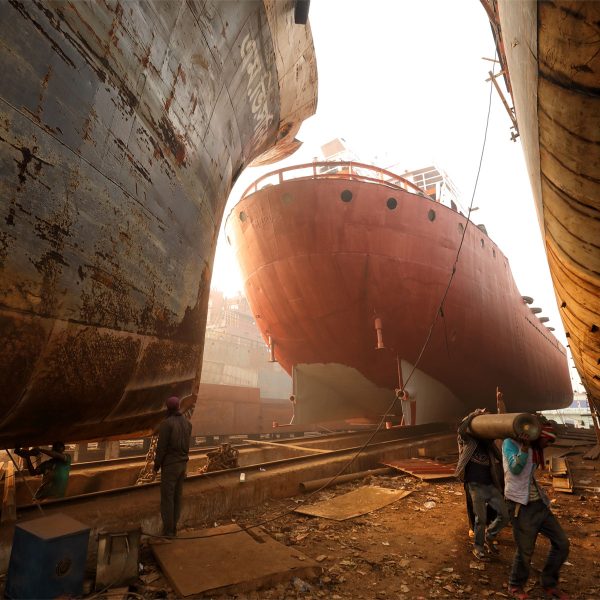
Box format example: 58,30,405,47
502,421,569,599
154,396,192,537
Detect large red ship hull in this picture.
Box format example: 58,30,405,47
226,167,572,424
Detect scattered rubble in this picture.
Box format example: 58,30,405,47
59,461,600,599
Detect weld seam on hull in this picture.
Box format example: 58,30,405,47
538,103,600,146
540,140,600,187
541,172,600,220
0,94,166,225
539,64,600,98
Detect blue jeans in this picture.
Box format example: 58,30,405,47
467,482,509,552
508,499,569,588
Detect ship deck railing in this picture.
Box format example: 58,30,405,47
241,160,434,201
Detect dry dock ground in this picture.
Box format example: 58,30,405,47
131,465,599,600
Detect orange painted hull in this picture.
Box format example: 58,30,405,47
226,169,572,424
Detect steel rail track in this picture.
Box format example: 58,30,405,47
17,423,453,512
66,428,378,471
0,423,456,573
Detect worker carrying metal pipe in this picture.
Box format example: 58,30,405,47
153,396,192,538
14,442,71,500
503,421,569,600
455,409,509,560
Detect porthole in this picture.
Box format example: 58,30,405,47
480,239,484,248
239,211,247,222
341,189,352,202
492,248,496,258
428,209,436,222
458,222,464,235
282,193,293,205
226,235,231,246
386,197,397,210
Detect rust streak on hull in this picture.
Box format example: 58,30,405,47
0,0,317,446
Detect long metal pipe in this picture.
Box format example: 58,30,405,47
299,467,394,493
468,413,541,440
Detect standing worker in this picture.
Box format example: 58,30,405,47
496,387,507,414
503,425,569,600
15,442,71,500
455,408,509,559
153,396,192,538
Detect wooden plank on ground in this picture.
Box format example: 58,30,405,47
294,486,411,520
551,457,574,493
382,458,457,481
151,525,320,597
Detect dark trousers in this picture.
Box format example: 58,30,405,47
465,482,498,531
160,461,187,536
508,499,570,588
467,482,509,551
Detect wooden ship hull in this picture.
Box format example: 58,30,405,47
0,0,317,446
481,0,600,430
226,162,572,425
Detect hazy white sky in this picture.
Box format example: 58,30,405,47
211,0,582,392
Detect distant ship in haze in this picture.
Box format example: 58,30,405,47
225,140,572,425
191,289,296,437
543,392,593,430
201,290,291,399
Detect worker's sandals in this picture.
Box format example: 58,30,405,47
543,588,569,600
508,586,530,600
472,548,487,560
484,539,500,555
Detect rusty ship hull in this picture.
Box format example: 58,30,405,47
226,163,572,425
0,1,317,446
482,1,600,428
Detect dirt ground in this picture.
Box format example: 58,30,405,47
132,459,600,600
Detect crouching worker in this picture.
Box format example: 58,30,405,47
15,442,71,500
503,425,569,600
455,408,509,559
153,396,192,538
